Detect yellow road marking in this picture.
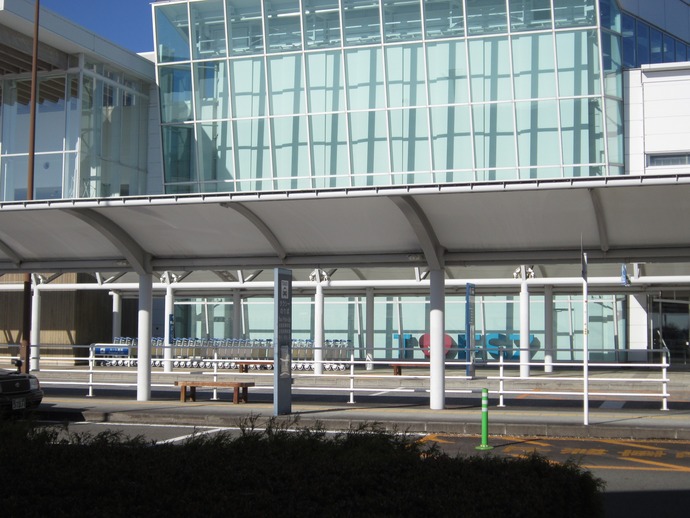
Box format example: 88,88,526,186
597,439,668,452
619,457,690,472
419,434,453,444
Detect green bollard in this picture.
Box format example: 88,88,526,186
476,388,493,451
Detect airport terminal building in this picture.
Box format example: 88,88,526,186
1,0,690,406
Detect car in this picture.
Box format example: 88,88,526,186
0,360,44,416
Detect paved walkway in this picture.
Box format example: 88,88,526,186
35,366,690,440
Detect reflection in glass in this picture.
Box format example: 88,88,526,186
230,58,266,118
386,44,425,108
156,3,190,62
190,0,227,59
342,0,381,46
426,41,468,105
424,0,464,39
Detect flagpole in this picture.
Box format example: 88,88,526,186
20,0,40,373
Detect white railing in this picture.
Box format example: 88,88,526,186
0,342,672,424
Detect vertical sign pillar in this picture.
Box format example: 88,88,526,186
429,269,445,410
274,268,292,415
465,283,476,378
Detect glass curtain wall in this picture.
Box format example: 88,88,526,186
169,293,627,363
0,62,148,201
154,0,622,193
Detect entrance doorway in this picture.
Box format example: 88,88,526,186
651,299,690,364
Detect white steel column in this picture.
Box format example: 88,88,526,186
366,288,374,370
164,286,174,373
520,278,530,378
430,269,445,410
544,285,554,373
111,291,122,340
137,273,153,402
314,280,324,376
233,291,242,339
30,283,40,371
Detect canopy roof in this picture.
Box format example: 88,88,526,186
1,175,689,289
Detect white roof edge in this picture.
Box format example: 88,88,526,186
2,174,690,212
0,0,154,82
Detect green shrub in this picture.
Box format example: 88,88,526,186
0,418,604,517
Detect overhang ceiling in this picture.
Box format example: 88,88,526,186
1,175,689,288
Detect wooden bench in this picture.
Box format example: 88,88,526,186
174,381,255,404
389,363,429,376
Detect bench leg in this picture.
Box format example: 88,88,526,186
180,386,187,402
393,366,402,376
232,386,249,404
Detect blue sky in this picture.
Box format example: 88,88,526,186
41,0,155,53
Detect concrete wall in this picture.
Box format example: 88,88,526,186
624,62,690,175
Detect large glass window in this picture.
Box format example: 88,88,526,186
310,113,349,186
382,0,422,42
197,121,234,184
342,0,381,46
636,22,650,65
272,115,310,189
233,118,271,190
162,125,196,184
426,41,468,105
559,97,604,172
265,0,303,53
230,58,266,118
303,0,342,49
1,79,31,155
515,100,560,168
159,64,193,123
621,14,636,68
424,0,464,39
349,110,389,180
509,0,552,32
552,0,596,28
345,48,385,110
194,61,229,121
190,0,227,59
556,30,600,97
389,108,430,176
430,105,473,178
472,102,516,174
469,37,511,102
663,34,676,63
386,44,425,108
650,28,663,64
306,51,345,113
268,55,305,115
605,98,623,166
156,2,190,63
227,0,264,55
512,33,556,100
465,0,507,35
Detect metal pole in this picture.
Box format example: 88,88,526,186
137,273,153,402
429,269,445,410
544,285,554,373
519,275,530,377
20,0,40,374
365,288,374,370
164,286,174,373
583,253,589,426
314,277,324,375
476,388,493,451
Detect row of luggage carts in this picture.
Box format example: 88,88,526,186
93,337,353,371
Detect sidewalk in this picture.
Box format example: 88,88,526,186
35,366,690,441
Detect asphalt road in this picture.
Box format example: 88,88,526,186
40,419,690,518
